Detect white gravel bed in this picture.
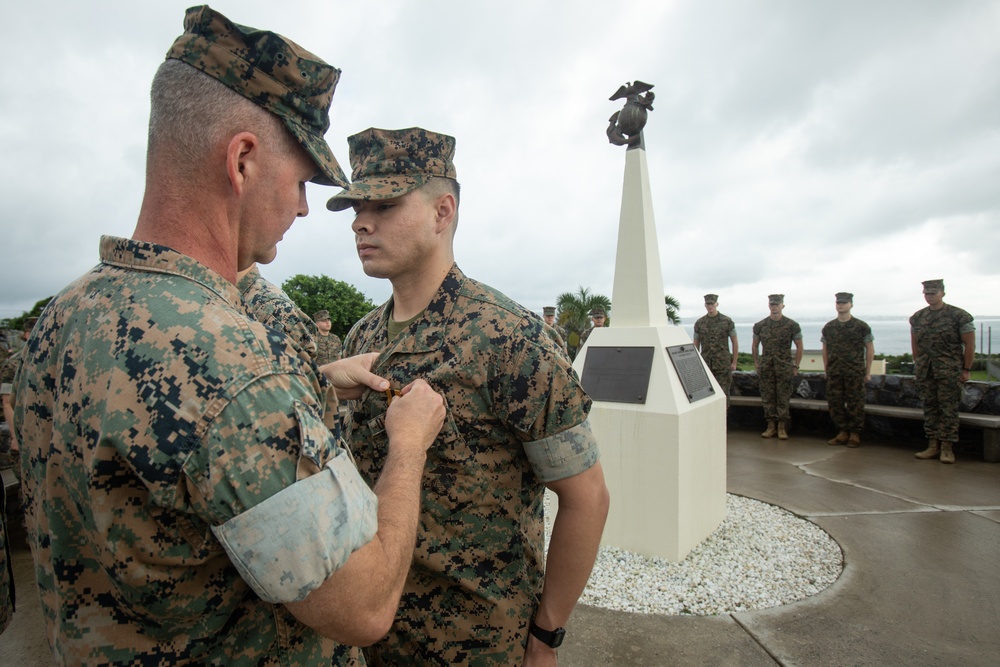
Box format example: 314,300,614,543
544,493,843,616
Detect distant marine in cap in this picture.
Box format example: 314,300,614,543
922,279,945,292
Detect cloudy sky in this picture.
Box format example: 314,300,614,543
2,0,998,327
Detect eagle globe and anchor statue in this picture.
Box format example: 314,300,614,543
581,77,727,563
606,80,655,148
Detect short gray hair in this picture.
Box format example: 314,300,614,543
147,59,295,170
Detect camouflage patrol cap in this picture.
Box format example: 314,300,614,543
835,292,853,303
922,279,944,293
590,308,606,317
768,294,784,305
704,294,718,304
313,310,331,322
326,127,458,211
543,306,556,316
165,5,348,187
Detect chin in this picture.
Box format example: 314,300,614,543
257,248,279,265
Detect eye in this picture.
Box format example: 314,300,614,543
377,203,395,211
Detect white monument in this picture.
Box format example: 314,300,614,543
572,82,726,561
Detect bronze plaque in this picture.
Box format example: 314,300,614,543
580,346,654,403
667,344,716,403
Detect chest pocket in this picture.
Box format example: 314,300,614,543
352,394,487,522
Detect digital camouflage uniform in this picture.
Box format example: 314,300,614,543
315,332,344,365
910,304,975,443
693,312,736,404
13,237,376,666
543,323,569,357
821,317,873,434
239,265,318,361
344,264,600,666
753,316,802,422
12,7,374,663
240,268,343,432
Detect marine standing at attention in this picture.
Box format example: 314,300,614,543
314,309,344,364
693,294,738,407
330,127,609,666
910,279,975,464
578,307,607,349
543,305,570,356
752,294,803,440
822,292,874,448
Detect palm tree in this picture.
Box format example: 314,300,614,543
665,294,681,325
557,286,611,356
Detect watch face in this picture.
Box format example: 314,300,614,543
531,623,566,648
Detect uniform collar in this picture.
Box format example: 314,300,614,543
374,263,466,358
100,235,243,309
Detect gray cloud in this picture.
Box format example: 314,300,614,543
1,0,997,328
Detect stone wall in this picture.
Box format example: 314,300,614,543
729,372,1000,450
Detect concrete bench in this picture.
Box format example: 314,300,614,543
729,395,1000,462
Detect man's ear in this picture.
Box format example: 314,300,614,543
434,192,456,231
226,132,260,196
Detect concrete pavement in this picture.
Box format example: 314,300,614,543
3,429,999,665
560,430,1000,666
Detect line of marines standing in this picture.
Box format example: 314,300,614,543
550,279,976,463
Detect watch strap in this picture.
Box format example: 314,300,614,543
529,621,566,648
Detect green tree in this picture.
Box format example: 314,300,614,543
3,296,54,331
281,275,376,339
556,286,611,353
665,294,681,325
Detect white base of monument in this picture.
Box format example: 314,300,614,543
574,324,727,562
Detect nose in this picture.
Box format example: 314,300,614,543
297,184,309,218
352,212,372,235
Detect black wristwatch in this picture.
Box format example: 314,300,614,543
529,621,566,648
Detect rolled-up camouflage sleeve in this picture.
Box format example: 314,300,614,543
492,318,600,482
211,451,377,603
523,418,600,483
187,373,378,603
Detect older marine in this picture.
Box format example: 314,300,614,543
11,7,444,665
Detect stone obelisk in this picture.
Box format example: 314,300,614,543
572,82,726,561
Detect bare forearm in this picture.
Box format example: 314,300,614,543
535,465,609,630
285,448,426,644
962,332,975,368
286,380,444,644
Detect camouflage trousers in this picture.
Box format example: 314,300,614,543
917,373,963,443
707,364,732,407
759,363,794,421
827,373,866,433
